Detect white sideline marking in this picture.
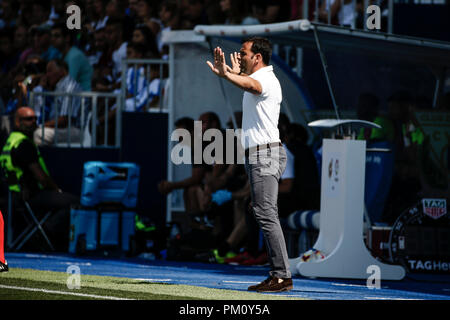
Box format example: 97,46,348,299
223,280,259,284
364,296,420,300
135,278,172,282
0,284,134,300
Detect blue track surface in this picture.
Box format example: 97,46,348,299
5,252,450,300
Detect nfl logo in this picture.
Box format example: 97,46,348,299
422,199,447,220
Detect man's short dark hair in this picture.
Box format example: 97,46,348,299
242,37,272,65
51,22,75,44
175,117,194,133
106,18,124,31
127,42,147,57
201,111,221,129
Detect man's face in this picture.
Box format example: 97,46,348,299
35,32,50,50
219,0,230,12
129,0,139,14
46,61,64,88
239,41,256,75
14,26,27,50
132,29,145,44
159,5,171,23
51,28,65,50
17,110,37,137
126,47,136,59
93,0,104,14
105,25,118,46
137,0,151,19
181,0,203,20
94,30,106,50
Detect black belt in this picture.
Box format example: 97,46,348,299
245,142,282,158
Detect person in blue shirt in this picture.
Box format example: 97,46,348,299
50,23,93,91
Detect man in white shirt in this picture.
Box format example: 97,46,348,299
33,59,82,146
207,37,292,292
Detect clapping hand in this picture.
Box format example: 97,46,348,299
206,47,229,78
228,51,241,75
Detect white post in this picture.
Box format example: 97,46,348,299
290,133,405,280
166,43,175,224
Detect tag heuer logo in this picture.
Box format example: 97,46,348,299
422,199,447,220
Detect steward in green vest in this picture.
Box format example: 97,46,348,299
0,107,60,199
1,131,49,192
0,107,79,251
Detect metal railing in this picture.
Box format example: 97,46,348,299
29,91,121,148
27,58,170,148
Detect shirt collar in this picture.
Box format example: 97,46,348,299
250,65,273,76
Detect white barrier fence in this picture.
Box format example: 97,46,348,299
28,58,169,148
29,91,121,148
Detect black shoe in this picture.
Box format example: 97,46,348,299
256,277,293,293
0,260,8,273
248,276,273,291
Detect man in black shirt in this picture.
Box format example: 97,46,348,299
0,107,78,251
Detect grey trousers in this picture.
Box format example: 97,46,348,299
245,145,291,279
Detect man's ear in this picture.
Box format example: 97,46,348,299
255,53,262,64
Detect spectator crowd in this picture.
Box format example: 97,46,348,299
0,0,391,122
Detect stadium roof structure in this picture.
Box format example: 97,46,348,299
192,19,450,69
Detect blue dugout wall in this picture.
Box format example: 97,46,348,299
41,112,168,226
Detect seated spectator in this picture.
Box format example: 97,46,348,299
146,64,164,110
4,56,47,115
157,0,181,57
251,0,290,24
288,0,316,21
50,23,93,91
33,59,83,146
0,107,79,251
0,0,18,30
136,0,162,36
195,112,252,263
319,0,357,28
0,29,18,75
158,113,220,214
28,1,53,28
179,0,210,30
126,0,140,20
90,27,115,92
13,24,29,62
105,0,135,42
85,26,110,68
124,42,160,111
16,1,33,28
131,24,160,58
159,116,209,213
48,0,66,26
220,0,260,25
3,73,27,120
92,0,109,31
105,18,128,82
31,25,61,62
